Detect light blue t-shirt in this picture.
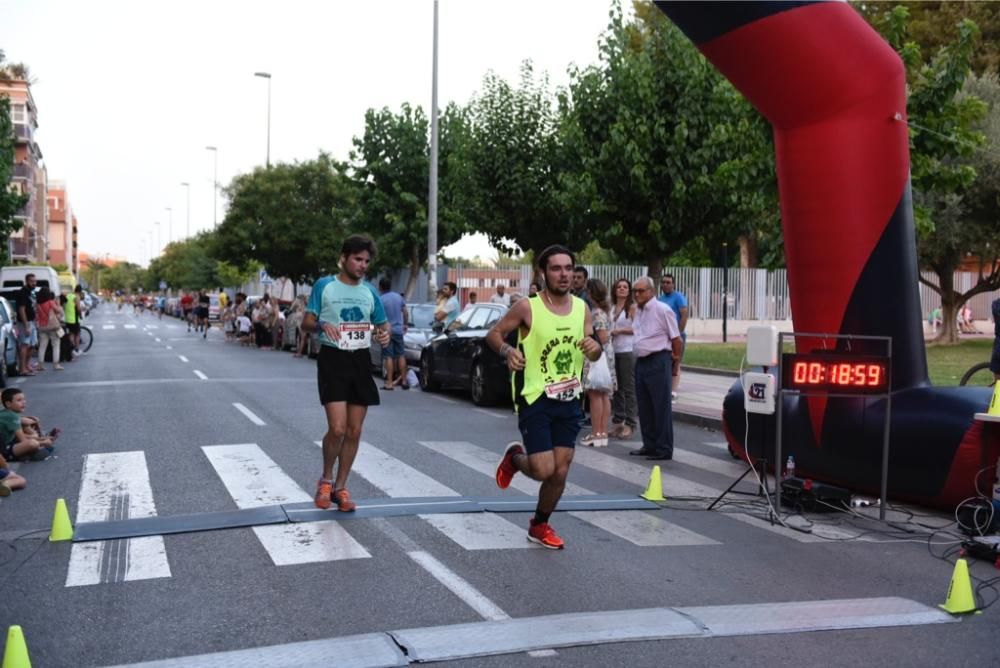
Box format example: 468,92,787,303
444,296,460,326
307,276,387,349
657,291,688,331
380,291,406,335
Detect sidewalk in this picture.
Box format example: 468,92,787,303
672,368,735,430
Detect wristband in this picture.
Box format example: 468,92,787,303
499,343,513,359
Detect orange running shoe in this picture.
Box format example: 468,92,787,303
333,488,357,512
314,479,333,510
527,521,564,550
495,441,526,489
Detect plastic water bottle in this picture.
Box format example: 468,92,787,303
785,455,796,480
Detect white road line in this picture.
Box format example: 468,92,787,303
165,346,172,350
102,325,115,330
66,452,171,587
473,408,507,419
703,441,730,451
341,441,538,550
193,370,208,380
124,324,137,329
203,444,369,565
419,441,719,547
408,550,508,620
178,355,189,363
154,338,161,343
233,403,266,426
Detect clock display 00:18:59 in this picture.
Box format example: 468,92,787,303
791,361,884,388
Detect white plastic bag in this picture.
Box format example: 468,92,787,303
407,368,419,387
587,354,613,392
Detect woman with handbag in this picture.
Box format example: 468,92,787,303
35,288,65,371
581,279,616,447
609,278,638,439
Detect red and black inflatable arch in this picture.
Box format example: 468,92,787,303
655,1,998,509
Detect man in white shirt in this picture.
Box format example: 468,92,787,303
490,284,511,306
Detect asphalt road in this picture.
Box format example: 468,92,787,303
1,305,998,667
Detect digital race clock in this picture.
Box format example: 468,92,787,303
781,352,891,394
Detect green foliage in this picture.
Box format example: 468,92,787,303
459,62,582,258
102,262,146,293
0,96,28,265
350,103,468,281
212,154,356,283
146,235,219,291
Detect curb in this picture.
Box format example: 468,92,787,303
674,409,724,431
683,365,739,378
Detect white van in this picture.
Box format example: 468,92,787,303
0,266,61,304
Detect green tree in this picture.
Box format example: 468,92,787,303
560,5,765,277
146,235,219,291
0,95,28,265
212,154,356,285
350,103,468,297
103,262,146,294
871,7,988,343
854,1,1000,75
460,62,583,261
82,258,107,293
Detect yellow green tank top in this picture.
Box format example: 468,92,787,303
513,295,586,408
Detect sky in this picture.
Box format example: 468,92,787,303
1,0,623,267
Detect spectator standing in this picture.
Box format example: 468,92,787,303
991,298,1000,382
64,284,83,354
581,279,616,448
631,276,683,460
491,285,511,306
610,278,638,439
658,274,689,400
14,273,38,375
529,282,541,298
435,282,460,328
35,288,64,371
378,277,409,390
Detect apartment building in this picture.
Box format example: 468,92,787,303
46,181,78,273
2,76,47,263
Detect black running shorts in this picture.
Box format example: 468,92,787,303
317,345,380,406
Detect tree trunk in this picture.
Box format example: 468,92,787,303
738,233,758,269
933,269,960,344
404,246,421,301
646,252,663,281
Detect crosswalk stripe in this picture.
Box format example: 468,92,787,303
345,442,539,550
124,324,136,329
102,325,115,330
202,444,370,565
418,441,719,547
66,452,171,587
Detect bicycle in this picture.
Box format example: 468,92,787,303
960,361,996,386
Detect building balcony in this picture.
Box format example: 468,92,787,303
11,163,32,180
13,123,32,143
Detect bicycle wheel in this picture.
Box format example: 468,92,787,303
960,361,994,386
79,326,93,353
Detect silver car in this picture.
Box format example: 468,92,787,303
0,297,19,382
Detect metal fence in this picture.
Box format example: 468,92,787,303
435,264,998,322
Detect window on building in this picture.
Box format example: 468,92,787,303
11,104,25,124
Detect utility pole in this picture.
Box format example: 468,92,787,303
427,0,440,300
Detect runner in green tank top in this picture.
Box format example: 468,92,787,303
486,245,603,549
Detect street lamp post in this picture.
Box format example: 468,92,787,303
164,207,172,245
154,221,161,256
179,183,190,239
205,147,218,228
254,72,272,168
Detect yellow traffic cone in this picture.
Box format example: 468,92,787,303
49,498,72,542
988,382,1000,417
2,625,31,668
641,465,665,501
939,558,980,615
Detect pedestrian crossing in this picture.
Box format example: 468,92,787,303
64,438,870,588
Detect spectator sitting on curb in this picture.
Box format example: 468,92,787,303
0,452,26,496
0,388,60,462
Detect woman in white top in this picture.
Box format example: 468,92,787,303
610,278,638,439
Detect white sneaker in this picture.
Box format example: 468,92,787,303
671,392,678,401
592,434,609,448
580,432,596,446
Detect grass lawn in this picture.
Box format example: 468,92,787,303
685,338,995,387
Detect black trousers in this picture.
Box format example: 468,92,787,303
635,351,674,457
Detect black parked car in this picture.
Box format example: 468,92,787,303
419,303,511,405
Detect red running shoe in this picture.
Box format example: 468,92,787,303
314,479,333,510
527,521,564,550
495,441,525,489
333,488,357,512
